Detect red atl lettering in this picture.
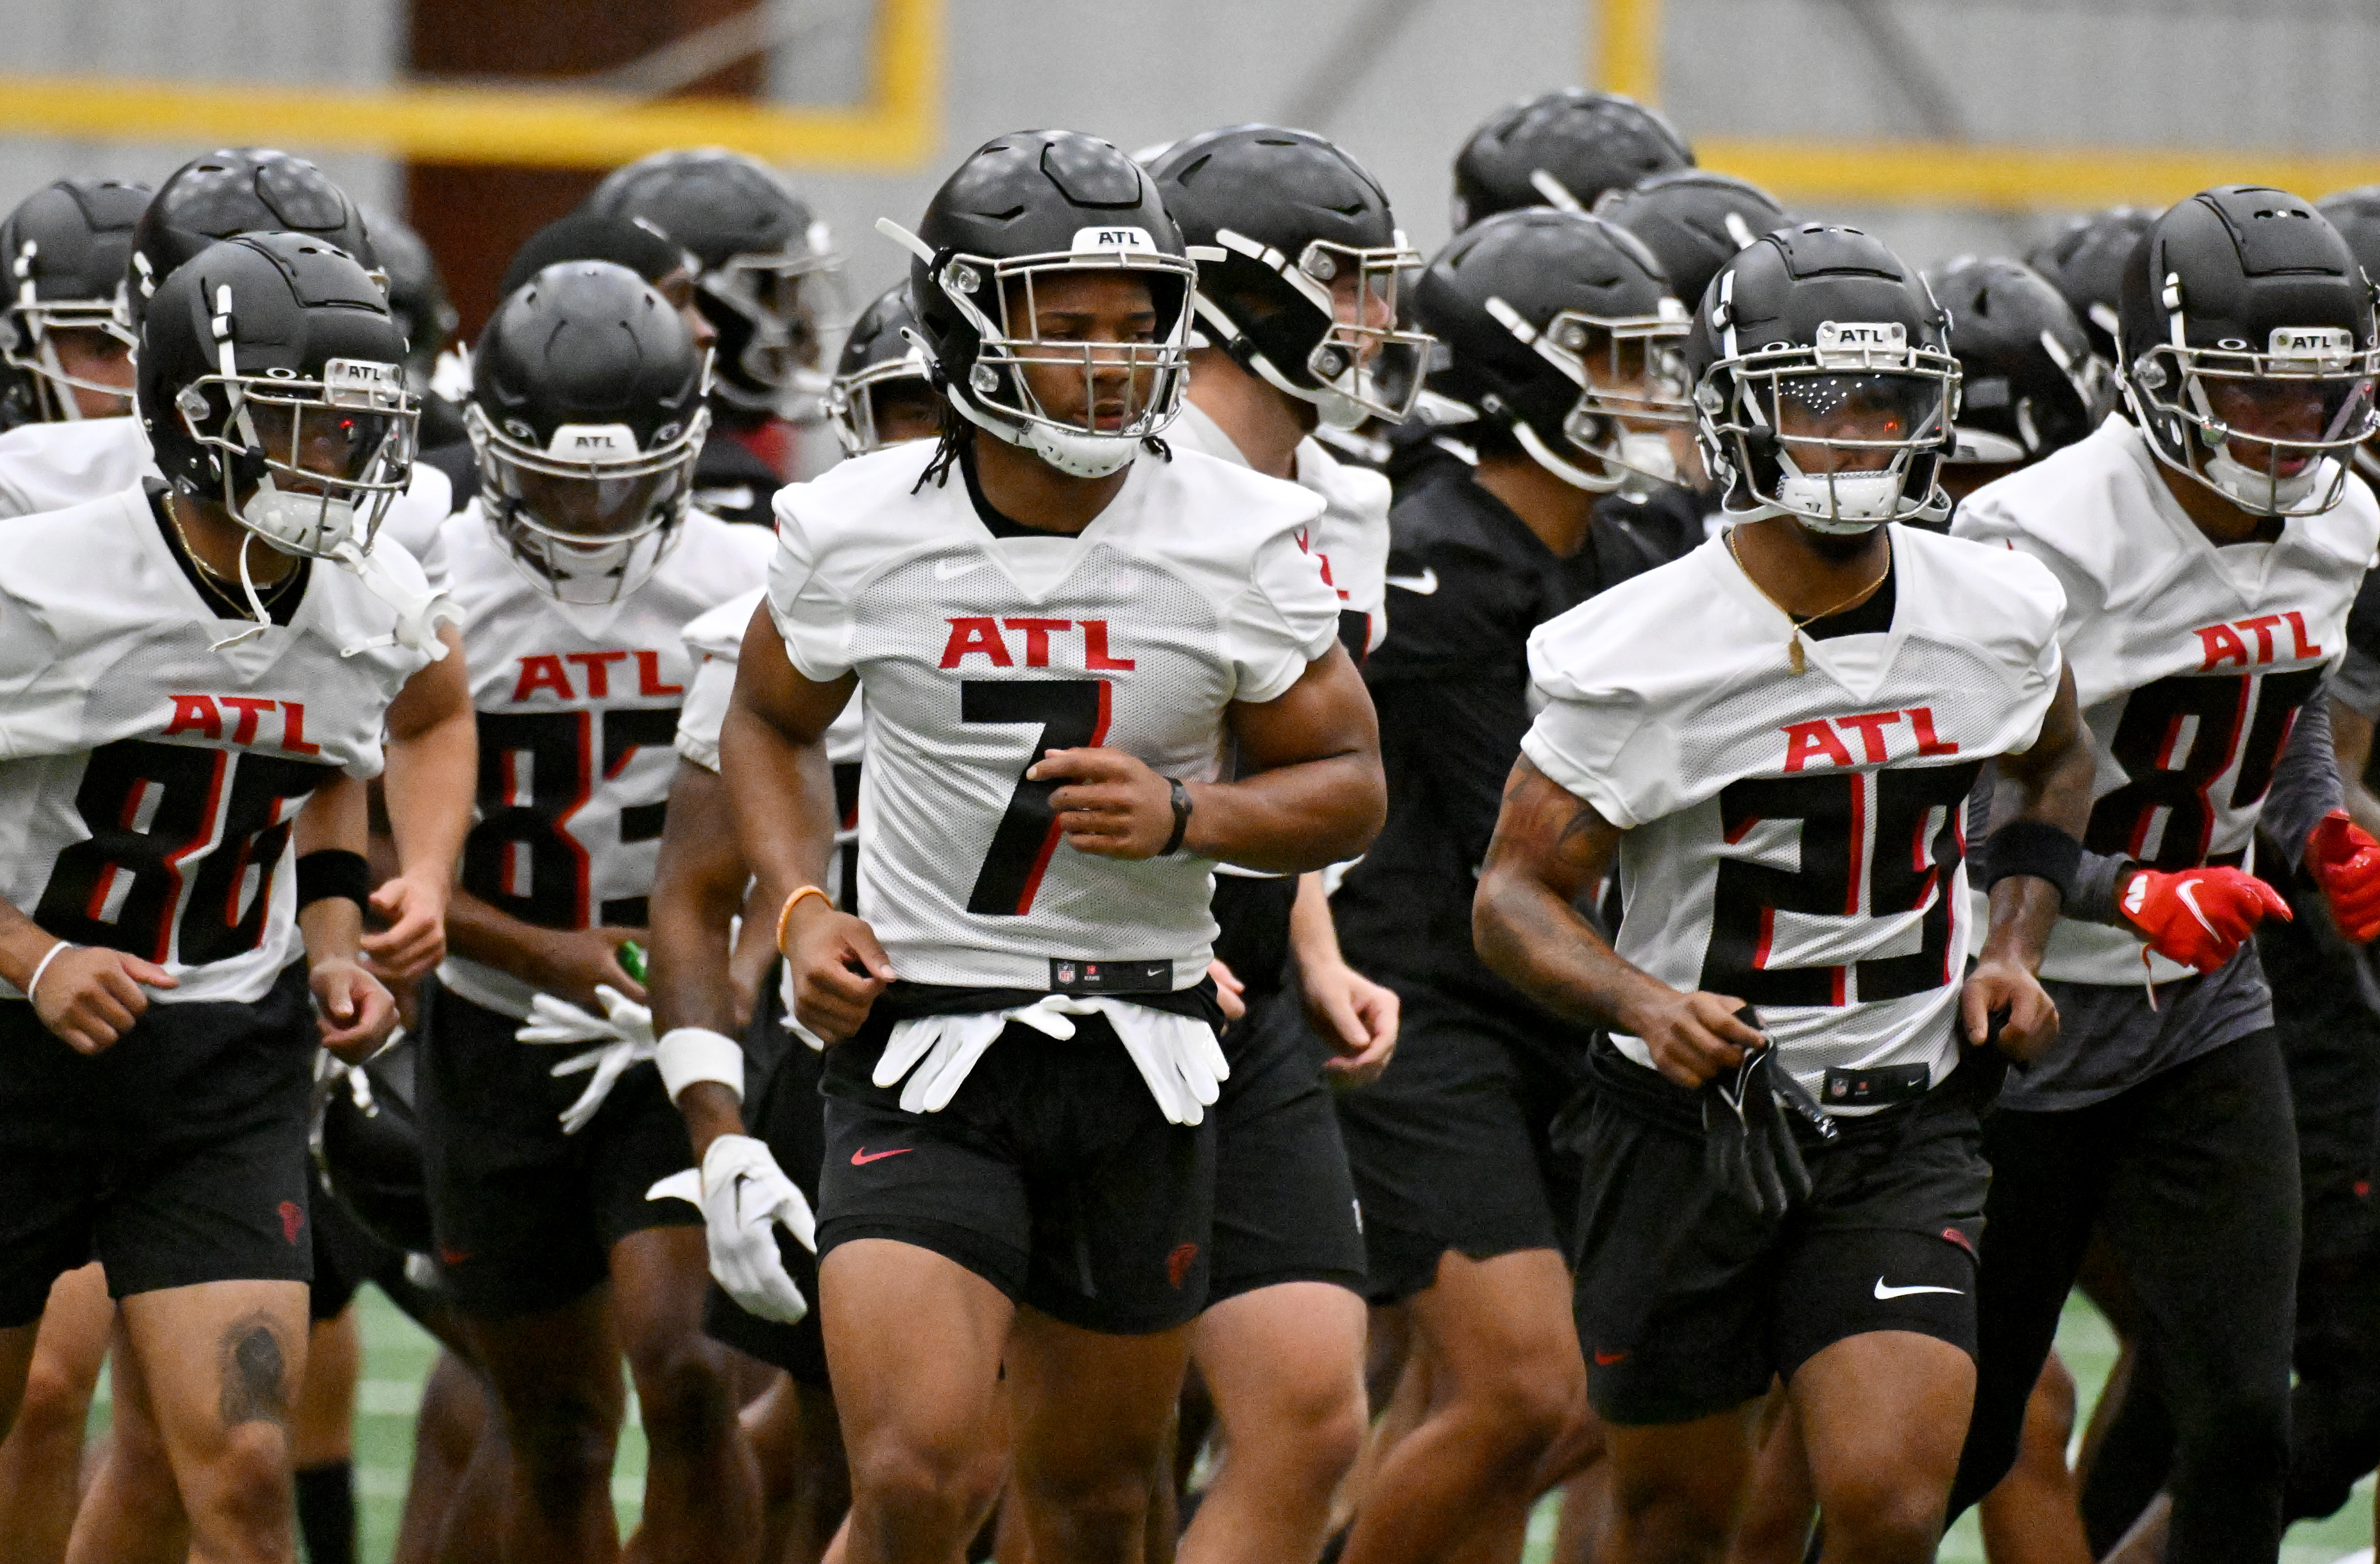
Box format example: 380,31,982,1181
221,696,277,747
513,654,573,701
2195,612,2325,670
633,649,683,697
1003,618,1073,667
1910,707,1959,757
1835,710,1906,763
163,694,222,740
280,702,321,756
2238,615,2285,663
1782,720,1856,773
2287,611,2323,659
1082,620,1135,670
2196,623,2251,670
1781,707,1958,771
565,650,628,698
940,617,1013,669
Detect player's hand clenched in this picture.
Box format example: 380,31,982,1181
781,896,895,1043
32,947,178,1055
1620,986,1764,1089
312,958,397,1064
362,870,449,980
530,925,650,1012
1034,748,1179,859
1960,956,2059,1063
2117,865,2289,971
2307,810,2380,942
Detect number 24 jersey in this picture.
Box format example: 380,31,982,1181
767,440,1340,991
1953,416,2380,986
1521,525,2067,1105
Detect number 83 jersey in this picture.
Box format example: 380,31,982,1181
1521,526,2067,1108
437,504,774,1018
1953,418,2380,987
767,441,1340,991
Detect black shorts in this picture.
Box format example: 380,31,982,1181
702,968,831,1385
1332,980,1588,1304
2259,899,2380,1261
417,980,699,1319
309,1177,404,1323
818,1002,1217,1335
1573,1048,1988,1427
0,962,318,1327
1209,984,1367,1304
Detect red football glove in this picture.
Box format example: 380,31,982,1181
2307,810,2380,943
2118,865,2291,972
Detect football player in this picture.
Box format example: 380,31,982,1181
1926,255,2112,508
726,129,1382,1562
583,148,844,519
1323,207,1688,1564
0,177,150,430
1450,88,1694,230
2026,206,2159,370
1145,122,1413,1564
1473,221,2096,1564
419,257,773,1560
0,231,435,1564
360,205,464,448
1945,185,2380,1563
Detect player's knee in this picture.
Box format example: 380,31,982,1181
11,1353,94,1446
1611,1475,1736,1562
627,1335,739,1451
849,1435,1003,1531
506,1392,618,1510
1474,1350,1587,1456
1227,1371,1366,1494
187,1423,296,1543
1015,1456,1161,1536
1819,1464,1949,1560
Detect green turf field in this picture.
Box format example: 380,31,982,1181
86,1286,2379,1561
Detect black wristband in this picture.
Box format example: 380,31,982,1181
296,849,372,913
1160,778,1193,856
1981,819,2082,905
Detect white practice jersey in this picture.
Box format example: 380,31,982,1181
1522,525,2067,1108
1954,417,2380,986
676,586,867,907
0,485,435,1004
0,415,456,590
439,506,773,1017
768,440,1339,990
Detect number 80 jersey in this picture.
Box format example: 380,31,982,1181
767,441,1340,991
1953,418,2380,987
1520,526,2067,1108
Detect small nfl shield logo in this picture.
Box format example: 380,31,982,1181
1056,963,1076,985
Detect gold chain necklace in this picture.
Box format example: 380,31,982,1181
163,493,297,615
1724,525,1893,676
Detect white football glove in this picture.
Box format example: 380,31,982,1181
875,996,1227,1125
648,1134,818,1324
516,986,657,1135
778,960,827,1052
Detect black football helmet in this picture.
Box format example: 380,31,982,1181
467,261,711,605
2117,186,2380,516
357,206,457,380
0,178,150,427
313,1032,433,1255
139,233,416,569
1925,256,2110,466
2026,206,2157,363
2318,186,2380,478
1452,90,1692,232
828,283,936,457
1151,125,1434,429
1685,224,1958,532
128,149,377,329
1415,208,1690,495
583,148,839,419
886,129,1195,478
1593,170,1792,318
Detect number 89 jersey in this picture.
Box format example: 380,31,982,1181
1520,527,2067,1109
1953,418,2380,986
437,505,774,1018
767,441,1340,991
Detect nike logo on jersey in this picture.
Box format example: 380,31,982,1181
1385,568,1440,595
1781,707,1960,772
2195,611,2321,671
935,556,981,580
1873,1278,1963,1300
940,616,1136,671
850,1147,913,1165
512,650,684,701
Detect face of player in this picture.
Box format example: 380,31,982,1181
1006,270,1161,433
50,325,133,418
511,464,673,544
869,380,943,445
241,400,399,498
654,264,720,356
2201,374,2368,479
1772,374,1931,474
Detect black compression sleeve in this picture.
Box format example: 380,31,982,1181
296,849,371,912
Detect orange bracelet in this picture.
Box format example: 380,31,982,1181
775,885,832,957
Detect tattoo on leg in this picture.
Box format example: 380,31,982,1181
218,1312,289,1429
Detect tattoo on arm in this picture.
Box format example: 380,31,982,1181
218,1312,289,1429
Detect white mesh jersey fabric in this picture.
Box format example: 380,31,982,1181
0,485,432,1003
766,440,1337,989
1955,417,2380,986
437,504,772,1017
1522,524,2067,1108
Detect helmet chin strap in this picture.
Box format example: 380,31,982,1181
1773,450,1906,534
2201,446,2325,513
948,380,1140,480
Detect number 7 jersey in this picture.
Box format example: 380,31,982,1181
1520,525,2067,1107
1953,416,2380,986
767,440,1340,991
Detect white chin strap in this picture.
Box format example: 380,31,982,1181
1312,386,1369,432
1775,458,1906,534
951,385,1140,479
2202,448,2327,513
1513,421,1679,497
239,475,359,557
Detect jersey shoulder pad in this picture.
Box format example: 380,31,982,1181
1896,525,2068,661
683,584,764,665
2300,467,2380,570
1525,547,1714,706
1950,422,2141,597
663,507,776,595
0,418,146,520
772,440,942,553
1150,446,1327,543
1297,436,1391,527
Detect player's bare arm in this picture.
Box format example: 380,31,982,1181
293,773,398,1063
720,600,888,1041
1964,663,2095,1060
365,621,474,980
1037,641,1386,872
443,888,647,1014
1474,757,1764,1089
1289,869,1399,1085
650,758,757,1158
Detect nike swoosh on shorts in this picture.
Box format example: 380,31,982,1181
1384,568,1439,595
1873,1278,1964,1300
